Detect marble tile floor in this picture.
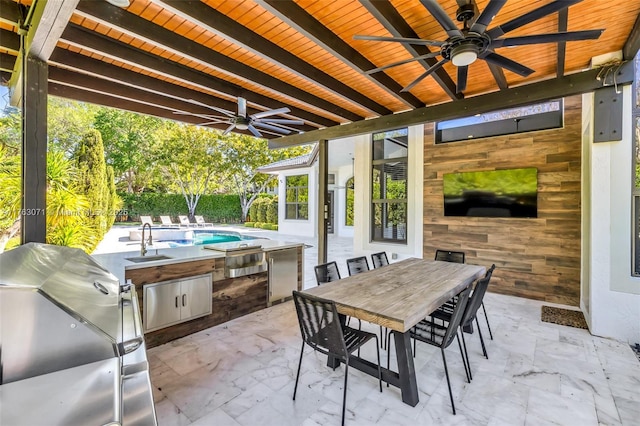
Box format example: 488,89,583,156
148,292,640,426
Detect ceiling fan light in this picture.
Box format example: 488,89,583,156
235,123,249,130
452,50,478,67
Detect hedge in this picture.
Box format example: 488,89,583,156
119,192,242,223
248,195,277,225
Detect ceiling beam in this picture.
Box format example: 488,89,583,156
59,25,338,128
0,0,23,27
155,0,392,116
48,63,320,134
557,8,568,77
0,29,20,54
623,11,640,60
258,0,424,110
0,52,16,72
74,1,363,123
48,81,229,131
359,0,461,101
270,62,635,148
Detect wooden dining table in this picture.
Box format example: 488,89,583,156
302,257,486,406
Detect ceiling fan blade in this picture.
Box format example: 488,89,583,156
222,123,236,135
482,52,535,76
188,99,235,117
365,52,442,75
353,35,444,46
487,0,581,39
237,97,247,117
253,121,292,134
401,58,448,92
251,107,290,119
248,124,263,138
492,30,604,48
470,0,507,34
420,0,464,38
256,118,304,125
457,66,468,93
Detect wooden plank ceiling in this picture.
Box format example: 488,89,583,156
1,0,639,139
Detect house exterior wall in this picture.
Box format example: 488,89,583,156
331,162,355,238
582,87,640,343
353,126,424,260
423,96,583,306
276,166,317,238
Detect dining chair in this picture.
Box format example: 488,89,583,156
314,261,341,285
346,256,388,349
346,256,370,275
431,265,496,380
292,291,382,426
371,251,389,268
387,284,472,415
434,249,494,341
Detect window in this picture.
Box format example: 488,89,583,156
435,100,563,143
285,174,308,220
345,177,354,226
633,51,640,275
371,129,408,243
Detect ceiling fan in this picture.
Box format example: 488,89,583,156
176,97,304,138
355,0,604,93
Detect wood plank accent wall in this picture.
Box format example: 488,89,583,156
423,95,582,306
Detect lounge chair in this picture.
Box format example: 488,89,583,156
159,215,180,227
140,215,156,227
178,215,192,227
195,215,213,227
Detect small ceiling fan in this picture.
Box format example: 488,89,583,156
355,0,604,93
176,97,304,138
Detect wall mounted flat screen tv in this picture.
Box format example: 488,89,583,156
443,168,538,218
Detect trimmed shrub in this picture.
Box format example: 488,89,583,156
244,222,255,227
265,196,278,224
119,192,242,223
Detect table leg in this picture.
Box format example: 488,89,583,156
394,331,419,406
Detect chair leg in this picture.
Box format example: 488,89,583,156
475,316,488,359
481,301,493,340
458,331,473,383
341,361,349,426
441,348,456,415
374,335,382,392
293,341,305,400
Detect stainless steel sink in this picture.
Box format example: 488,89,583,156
125,255,173,263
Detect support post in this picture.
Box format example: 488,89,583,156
317,139,328,264
21,55,48,244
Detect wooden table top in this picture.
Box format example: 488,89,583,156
303,258,486,333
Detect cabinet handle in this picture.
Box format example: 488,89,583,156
175,296,178,308
182,294,186,307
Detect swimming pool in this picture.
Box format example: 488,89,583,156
128,228,257,246
164,230,256,247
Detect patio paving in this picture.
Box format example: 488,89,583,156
94,225,640,425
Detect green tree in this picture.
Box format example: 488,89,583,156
48,96,98,155
75,129,108,237
155,124,223,218
218,133,311,221
94,108,165,193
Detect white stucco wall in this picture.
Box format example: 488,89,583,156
582,87,640,343
353,125,424,260
331,162,355,238
277,166,317,238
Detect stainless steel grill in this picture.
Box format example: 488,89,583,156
0,243,156,425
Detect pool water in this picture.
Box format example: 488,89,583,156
164,230,254,247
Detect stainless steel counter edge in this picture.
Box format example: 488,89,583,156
92,240,305,285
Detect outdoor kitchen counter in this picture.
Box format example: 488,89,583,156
92,239,304,347
92,238,304,285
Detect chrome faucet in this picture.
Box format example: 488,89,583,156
140,223,152,256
